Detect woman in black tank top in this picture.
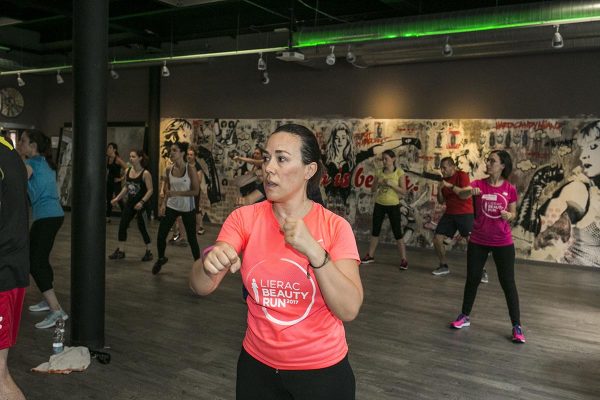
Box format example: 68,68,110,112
108,149,154,261
106,142,127,221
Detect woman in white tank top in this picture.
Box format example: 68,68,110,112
153,142,201,274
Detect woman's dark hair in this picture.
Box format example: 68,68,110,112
172,141,189,154
131,149,149,169
490,149,512,179
272,123,323,196
382,149,397,171
382,149,396,159
579,120,600,140
24,129,56,170
107,142,119,156
440,156,455,168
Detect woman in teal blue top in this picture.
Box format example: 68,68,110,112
17,130,68,329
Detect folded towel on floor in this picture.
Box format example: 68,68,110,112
32,346,91,374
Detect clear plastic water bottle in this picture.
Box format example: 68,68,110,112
52,318,65,354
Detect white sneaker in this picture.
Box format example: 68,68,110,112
29,300,50,312
35,310,69,329
481,270,489,284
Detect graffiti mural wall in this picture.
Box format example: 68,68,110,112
160,117,600,268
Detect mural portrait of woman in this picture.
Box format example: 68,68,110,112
533,120,600,266
323,122,357,212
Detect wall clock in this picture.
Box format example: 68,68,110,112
0,87,25,118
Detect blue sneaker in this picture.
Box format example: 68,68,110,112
29,300,50,312
35,309,68,329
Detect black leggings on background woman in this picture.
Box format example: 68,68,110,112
155,208,200,269
30,216,64,293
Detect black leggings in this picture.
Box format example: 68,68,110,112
371,203,404,240
462,242,521,326
30,216,64,293
118,203,151,244
106,180,120,217
156,207,200,260
236,348,355,400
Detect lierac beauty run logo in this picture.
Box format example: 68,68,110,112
247,258,316,326
481,193,508,219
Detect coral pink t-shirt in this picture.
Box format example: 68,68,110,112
469,179,517,247
217,201,360,370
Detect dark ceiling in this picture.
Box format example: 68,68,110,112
0,1,544,55
1,0,598,71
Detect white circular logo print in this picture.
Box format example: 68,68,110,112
246,257,316,326
480,193,508,219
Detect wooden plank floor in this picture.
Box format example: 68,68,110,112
10,213,600,399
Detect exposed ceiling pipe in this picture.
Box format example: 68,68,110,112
294,0,600,47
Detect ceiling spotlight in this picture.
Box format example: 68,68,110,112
257,52,267,71
346,45,356,64
552,25,564,48
261,70,270,85
56,70,64,84
325,45,336,66
161,60,170,77
110,65,119,80
442,36,453,57
17,72,25,87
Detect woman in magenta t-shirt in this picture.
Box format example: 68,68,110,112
190,124,363,399
445,150,525,344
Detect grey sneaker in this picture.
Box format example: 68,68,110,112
481,270,489,284
29,300,50,312
35,309,69,329
432,265,450,276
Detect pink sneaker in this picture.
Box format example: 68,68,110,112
512,325,526,343
450,313,470,329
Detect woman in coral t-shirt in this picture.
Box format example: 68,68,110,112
190,124,363,400
446,150,526,344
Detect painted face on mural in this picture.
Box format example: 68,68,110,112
262,132,315,203
334,129,349,152
578,130,600,178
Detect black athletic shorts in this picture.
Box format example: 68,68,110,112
435,213,474,238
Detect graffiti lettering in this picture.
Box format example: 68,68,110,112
355,130,387,147
404,175,419,193
354,167,375,188
495,121,562,130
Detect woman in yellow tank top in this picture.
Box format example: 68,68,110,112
360,149,409,270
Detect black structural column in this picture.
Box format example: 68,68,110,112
71,0,108,348
147,66,161,217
